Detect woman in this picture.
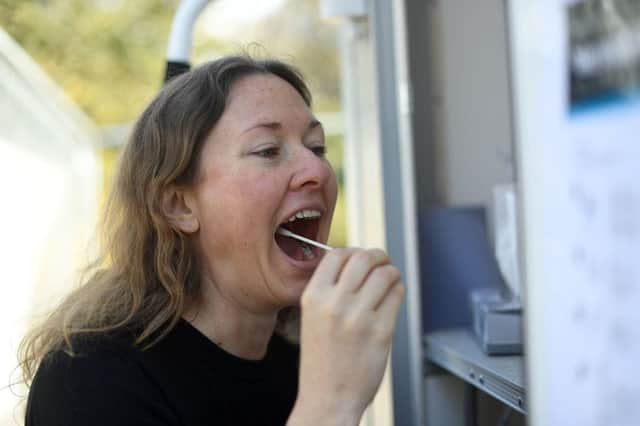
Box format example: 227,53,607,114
20,55,404,425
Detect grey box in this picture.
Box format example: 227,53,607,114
471,288,523,355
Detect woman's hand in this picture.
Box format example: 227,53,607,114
288,248,405,426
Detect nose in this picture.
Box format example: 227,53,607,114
289,146,334,191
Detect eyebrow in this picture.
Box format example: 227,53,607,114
242,119,323,135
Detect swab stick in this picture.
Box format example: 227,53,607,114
276,228,333,251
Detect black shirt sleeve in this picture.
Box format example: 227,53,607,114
26,347,179,426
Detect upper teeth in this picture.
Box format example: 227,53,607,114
288,209,321,222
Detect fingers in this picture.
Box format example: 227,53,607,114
335,248,390,294
307,248,356,289
354,264,402,311
304,247,404,326
375,282,405,334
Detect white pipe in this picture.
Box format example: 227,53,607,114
166,0,212,62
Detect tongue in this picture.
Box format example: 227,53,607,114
275,233,307,261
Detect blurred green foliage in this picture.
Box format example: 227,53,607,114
1,0,182,124
0,0,340,123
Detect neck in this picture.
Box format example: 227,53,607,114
183,279,279,361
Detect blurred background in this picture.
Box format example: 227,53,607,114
0,0,346,424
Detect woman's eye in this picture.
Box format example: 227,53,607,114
311,145,327,157
254,147,280,158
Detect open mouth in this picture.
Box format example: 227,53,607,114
275,210,322,261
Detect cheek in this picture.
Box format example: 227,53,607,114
199,191,260,256
245,171,287,204
223,171,286,233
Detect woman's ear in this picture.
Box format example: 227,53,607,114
161,186,200,234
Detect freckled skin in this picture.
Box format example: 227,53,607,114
188,74,338,315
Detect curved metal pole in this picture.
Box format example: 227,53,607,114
164,0,212,82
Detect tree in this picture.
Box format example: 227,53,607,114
1,0,340,124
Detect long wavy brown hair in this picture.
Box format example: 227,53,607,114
18,55,311,385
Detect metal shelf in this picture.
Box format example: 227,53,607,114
424,329,526,414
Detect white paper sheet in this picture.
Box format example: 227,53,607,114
510,0,640,424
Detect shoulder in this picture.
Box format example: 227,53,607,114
32,332,143,395
26,333,179,426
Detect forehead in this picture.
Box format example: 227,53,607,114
222,73,311,122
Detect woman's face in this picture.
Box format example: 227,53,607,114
188,73,338,312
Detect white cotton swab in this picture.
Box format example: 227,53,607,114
276,228,333,251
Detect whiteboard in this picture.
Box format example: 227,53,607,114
508,0,640,425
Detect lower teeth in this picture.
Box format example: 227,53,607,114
301,242,315,260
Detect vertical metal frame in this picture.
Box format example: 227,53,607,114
370,0,425,425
